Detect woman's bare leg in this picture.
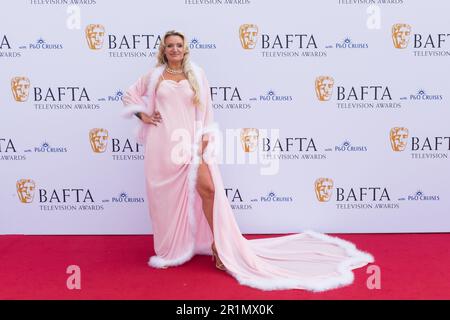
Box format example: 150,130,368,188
196,161,225,270
195,139,225,270
196,162,215,233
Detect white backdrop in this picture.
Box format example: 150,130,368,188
1,0,449,234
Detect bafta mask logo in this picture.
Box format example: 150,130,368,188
16,179,36,203
89,128,109,153
390,127,409,152
239,24,259,49
314,178,334,202
240,128,259,153
85,24,105,50
392,23,412,49
315,76,335,101
11,76,30,102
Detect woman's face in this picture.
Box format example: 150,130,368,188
164,35,185,65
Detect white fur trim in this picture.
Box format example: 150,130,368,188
121,104,149,118
147,65,165,98
148,249,195,269
121,104,149,144
231,230,374,292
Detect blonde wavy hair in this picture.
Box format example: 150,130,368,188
157,30,201,107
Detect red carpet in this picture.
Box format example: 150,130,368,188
1,234,449,300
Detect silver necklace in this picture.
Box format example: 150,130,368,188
166,66,184,75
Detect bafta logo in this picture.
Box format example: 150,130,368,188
16,179,36,203
392,23,412,49
390,127,409,152
85,24,105,50
11,76,30,102
315,76,334,101
89,128,109,153
240,128,259,153
239,24,259,49
314,178,334,202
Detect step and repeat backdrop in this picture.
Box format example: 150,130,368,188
1,0,449,234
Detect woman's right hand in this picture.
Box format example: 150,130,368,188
141,111,162,126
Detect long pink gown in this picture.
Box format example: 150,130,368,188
122,64,374,292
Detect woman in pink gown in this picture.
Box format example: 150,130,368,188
122,30,374,292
